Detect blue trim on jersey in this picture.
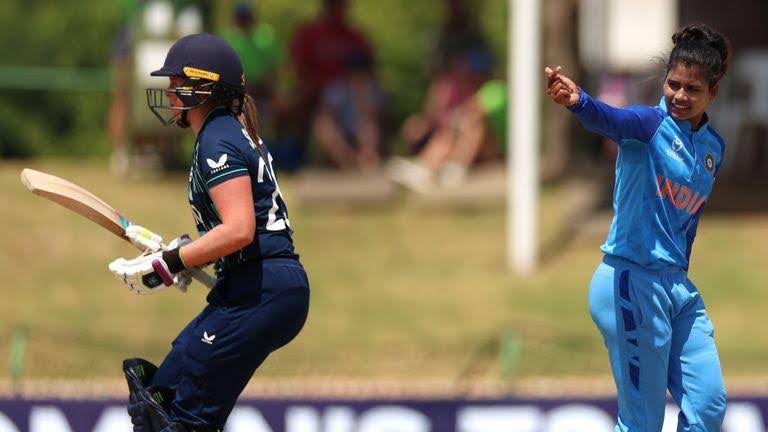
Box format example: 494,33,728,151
569,91,724,270
206,168,248,186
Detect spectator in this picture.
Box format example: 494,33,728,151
399,54,489,158
287,0,374,167
388,77,506,192
399,0,493,158
221,3,281,110
312,54,384,172
290,0,372,105
429,0,492,76
389,0,495,191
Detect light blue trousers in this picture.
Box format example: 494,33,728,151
589,255,727,432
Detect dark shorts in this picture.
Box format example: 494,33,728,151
151,258,310,429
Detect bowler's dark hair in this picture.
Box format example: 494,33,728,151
667,24,730,87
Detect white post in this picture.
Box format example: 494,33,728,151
508,0,540,274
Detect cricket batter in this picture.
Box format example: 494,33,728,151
545,24,730,431
108,34,309,431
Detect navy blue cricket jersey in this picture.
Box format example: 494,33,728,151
188,108,297,275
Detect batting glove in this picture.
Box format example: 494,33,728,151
125,225,164,253
108,249,186,295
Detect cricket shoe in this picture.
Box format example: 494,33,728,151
386,157,434,193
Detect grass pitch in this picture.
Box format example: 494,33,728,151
0,159,766,385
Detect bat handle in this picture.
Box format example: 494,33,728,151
189,267,216,289
155,238,216,290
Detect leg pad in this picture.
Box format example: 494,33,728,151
123,358,187,432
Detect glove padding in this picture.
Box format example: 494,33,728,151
125,225,164,252
109,251,177,295
119,231,194,293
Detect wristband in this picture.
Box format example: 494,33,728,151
162,248,187,274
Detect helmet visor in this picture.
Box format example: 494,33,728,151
145,81,213,126
146,88,186,126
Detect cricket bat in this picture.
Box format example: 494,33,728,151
20,168,216,289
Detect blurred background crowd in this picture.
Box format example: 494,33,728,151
1,0,766,193
106,0,511,194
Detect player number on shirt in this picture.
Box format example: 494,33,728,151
190,204,204,227
242,129,290,231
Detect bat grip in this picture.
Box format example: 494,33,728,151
148,240,216,290
189,267,217,289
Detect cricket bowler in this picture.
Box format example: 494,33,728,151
545,24,730,431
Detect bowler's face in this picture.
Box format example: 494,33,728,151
663,63,717,128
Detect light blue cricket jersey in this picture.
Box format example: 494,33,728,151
568,91,725,270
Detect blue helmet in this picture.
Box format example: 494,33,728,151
147,33,246,127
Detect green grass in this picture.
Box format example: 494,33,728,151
1,159,767,382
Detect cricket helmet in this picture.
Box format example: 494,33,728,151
146,33,246,127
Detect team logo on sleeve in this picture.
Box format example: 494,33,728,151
704,152,715,173
207,154,229,169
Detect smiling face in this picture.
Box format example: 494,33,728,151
663,63,718,129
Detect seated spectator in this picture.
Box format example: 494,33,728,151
399,63,480,157
429,0,492,76
290,0,372,104
401,0,494,157
288,0,374,166
312,55,384,172
388,78,506,192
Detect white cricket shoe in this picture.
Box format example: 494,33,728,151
386,157,434,193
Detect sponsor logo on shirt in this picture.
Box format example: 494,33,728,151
672,136,684,152
202,331,216,345
206,154,230,174
656,175,707,214
665,148,684,162
665,136,685,162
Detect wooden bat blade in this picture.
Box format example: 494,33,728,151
21,168,130,240
21,168,216,289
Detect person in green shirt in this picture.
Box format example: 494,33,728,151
221,3,281,103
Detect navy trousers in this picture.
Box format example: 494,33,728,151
151,258,310,429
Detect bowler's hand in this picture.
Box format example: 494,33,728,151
545,66,580,107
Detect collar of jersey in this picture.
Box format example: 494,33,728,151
198,107,230,135
657,97,711,137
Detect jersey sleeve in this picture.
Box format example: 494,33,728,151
198,136,251,189
568,90,664,145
